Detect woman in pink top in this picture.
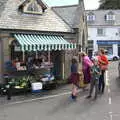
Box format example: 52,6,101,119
80,52,93,84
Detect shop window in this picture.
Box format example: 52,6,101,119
118,46,120,57
88,40,93,49
98,45,113,55
97,28,105,36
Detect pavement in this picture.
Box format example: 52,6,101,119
0,84,75,105
0,61,120,120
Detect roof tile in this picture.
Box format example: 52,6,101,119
0,0,72,32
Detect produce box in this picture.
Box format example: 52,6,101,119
31,82,43,93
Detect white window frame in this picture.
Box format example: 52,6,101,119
87,15,95,22
106,14,115,21
97,28,105,36
23,0,43,15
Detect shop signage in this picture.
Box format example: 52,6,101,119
97,40,120,45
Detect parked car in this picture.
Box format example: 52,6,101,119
92,50,120,61
107,54,120,61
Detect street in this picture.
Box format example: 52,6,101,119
0,61,120,120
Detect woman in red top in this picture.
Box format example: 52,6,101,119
98,49,108,94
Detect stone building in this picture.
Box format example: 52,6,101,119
86,10,120,57
0,0,88,81
52,0,88,51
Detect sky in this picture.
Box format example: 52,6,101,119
43,0,100,10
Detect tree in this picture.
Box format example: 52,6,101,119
99,0,120,9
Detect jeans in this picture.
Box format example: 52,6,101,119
89,78,99,98
99,70,105,93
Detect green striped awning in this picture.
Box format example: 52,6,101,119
14,34,76,51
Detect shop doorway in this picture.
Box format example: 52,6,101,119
118,46,120,57
88,49,93,59
51,50,62,79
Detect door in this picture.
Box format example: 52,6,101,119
118,46,120,57
52,50,62,79
88,49,93,59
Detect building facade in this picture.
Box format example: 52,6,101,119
0,0,87,81
86,10,120,57
53,1,88,52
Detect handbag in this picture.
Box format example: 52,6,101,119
101,64,108,70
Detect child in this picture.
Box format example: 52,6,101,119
70,58,79,100
86,57,101,100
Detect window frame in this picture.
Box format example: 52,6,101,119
97,28,105,36
23,0,44,15
105,12,115,22
87,12,95,22
106,14,115,21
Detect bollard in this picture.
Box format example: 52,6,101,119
6,78,13,100
6,84,12,100
4,75,12,100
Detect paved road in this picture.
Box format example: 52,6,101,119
0,61,120,120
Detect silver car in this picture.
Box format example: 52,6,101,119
107,54,120,61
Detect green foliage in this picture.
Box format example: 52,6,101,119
7,76,31,89
99,0,120,9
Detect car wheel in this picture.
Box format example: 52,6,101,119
113,57,118,61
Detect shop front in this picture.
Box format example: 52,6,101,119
11,33,75,75
97,40,120,56
0,33,76,93
0,0,85,94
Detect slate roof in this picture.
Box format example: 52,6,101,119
86,10,120,26
52,4,83,28
19,0,47,11
0,0,72,32
0,0,8,17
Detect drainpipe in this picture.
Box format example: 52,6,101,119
0,39,3,83
75,28,80,53
78,0,81,4
78,0,83,5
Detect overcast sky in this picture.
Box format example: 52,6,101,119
43,0,100,10
84,0,99,10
